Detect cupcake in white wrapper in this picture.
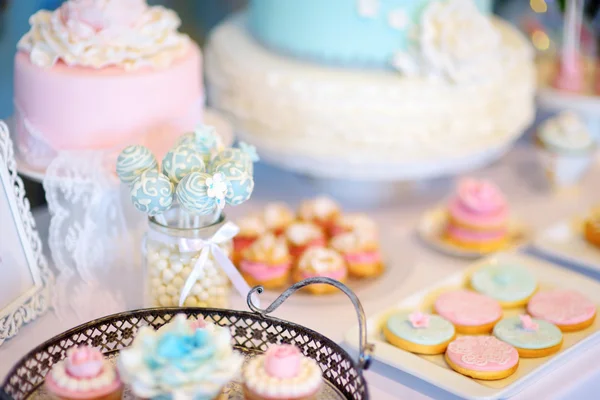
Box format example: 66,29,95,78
535,111,596,188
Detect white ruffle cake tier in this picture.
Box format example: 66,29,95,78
205,15,536,181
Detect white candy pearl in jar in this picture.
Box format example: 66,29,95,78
143,207,232,308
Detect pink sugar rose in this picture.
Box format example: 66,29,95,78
65,346,104,378
264,345,302,379
520,315,539,331
189,317,207,330
409,311,430,328
458,178,506,213
61,0,147,34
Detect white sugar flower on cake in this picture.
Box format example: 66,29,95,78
393,0,503,84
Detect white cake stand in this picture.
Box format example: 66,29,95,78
238,127,517,182
9,108,235,183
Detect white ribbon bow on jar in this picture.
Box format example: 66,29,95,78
147,221,259,307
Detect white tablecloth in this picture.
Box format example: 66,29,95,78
2,143,600,399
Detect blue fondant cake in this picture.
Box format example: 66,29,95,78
248,0,491,67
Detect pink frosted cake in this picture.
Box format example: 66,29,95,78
14,0,203,168
444,178,510,252
243,345,323,400
45,346,122,400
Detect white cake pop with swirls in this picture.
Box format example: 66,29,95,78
162,144,206,185
130,170,174,217
176,172,230,215
116,145,158,184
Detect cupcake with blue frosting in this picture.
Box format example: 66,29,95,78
536,111,597,188
118,314,243,400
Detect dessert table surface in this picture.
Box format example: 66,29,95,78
1,143,600,400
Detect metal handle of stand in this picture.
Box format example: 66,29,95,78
247,277,374,371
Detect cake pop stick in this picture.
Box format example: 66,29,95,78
130,169,174,225
116,145,158,184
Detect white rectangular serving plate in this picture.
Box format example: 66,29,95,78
533,219,600,271
345,252,600,400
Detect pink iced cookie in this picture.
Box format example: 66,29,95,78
527,290,597,332
434,290,502,334
445,336,519,380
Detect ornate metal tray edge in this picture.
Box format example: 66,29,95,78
1,278,372,400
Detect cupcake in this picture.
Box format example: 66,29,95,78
285,221,326,259
298,196,340,233
330,213,378,238
330,231,383,278
243,345,323,400
263,202,295,235
45,346,122,400
240,233,292,289
444,178,509,253
584,207,600,248
535,111,596,188
234,214,267,265
293,247,347,295
119,314,243,400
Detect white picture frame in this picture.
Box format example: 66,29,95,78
0,121,53,346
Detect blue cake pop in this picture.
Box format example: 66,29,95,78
176,172,230,215
211,142,259,175
130,170,174,216
176,125,221,164
212,158,254,206
116,145,158,184
162,144,206,185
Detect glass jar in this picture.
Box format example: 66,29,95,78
143,206,232,308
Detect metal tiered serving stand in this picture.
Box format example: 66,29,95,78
1,278,373,400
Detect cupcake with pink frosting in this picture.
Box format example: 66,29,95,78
293,247,347,295
45,346,122,400
330,230,383,278
444,178,510,252
240,233,292,289
298,196,341,233
234,214,267,265
263,202,295,235
285,221,326,259
243,344,323,400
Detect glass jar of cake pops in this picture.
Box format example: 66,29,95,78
143,205,232,309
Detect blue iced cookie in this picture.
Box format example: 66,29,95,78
470,263,537,307
383,311,455,355
493,315,563,357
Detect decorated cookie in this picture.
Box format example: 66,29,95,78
45,346,123,400
445,336,519,380
242,345,322,400
527,290,597,332
493,315,563,358
470,263,537,308
434,290,502,334
383,311,455,355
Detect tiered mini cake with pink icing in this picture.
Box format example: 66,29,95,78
243,344,323,400
14,0,203,168
45,346,122,400
444,178,510,252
